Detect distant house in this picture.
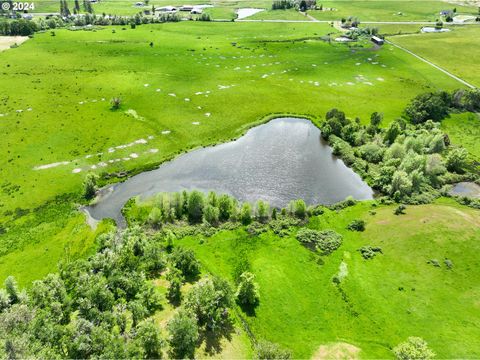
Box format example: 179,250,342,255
371,36,384,45
180,5,193,11
440,10,453,16
134,2,144,7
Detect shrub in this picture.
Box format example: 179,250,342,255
203,204,219,225
360,143,384,163
110,97,122,110
393,337,435,360
445,147,468,173
256,340,292,359
187,190,205,223
82,172,98,200
170,247,200,279
167,309,198,359
240,203,252,225
296,229,343,255
235,272,260,307
246,221,267,236
184,276,233,331
358,246,382,259
289,199,307,219
166,267,183,304
147,207,162,228
347,219,366,231
394,204,406,215
255,200,270,223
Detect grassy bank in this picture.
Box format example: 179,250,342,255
178,199,480,358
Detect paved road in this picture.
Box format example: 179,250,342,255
386,39,476,89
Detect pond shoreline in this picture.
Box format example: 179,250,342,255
85,116,373,226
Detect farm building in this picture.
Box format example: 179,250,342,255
180,5,194,11
371,36,384,45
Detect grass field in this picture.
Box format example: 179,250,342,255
308,0,479,22
0,21,473,286
442,112,480,160
390,26,480,88
178,199,480,358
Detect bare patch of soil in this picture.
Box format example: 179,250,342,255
312,342,361,360
0,36,29,52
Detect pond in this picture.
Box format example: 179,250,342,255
449,182,480,199
85,118,373,226
236,8,265,19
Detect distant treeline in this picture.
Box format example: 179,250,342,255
0,11,198,36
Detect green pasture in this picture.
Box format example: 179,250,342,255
245,8,311,20
0,21,470,286
442,112,480,160
390,26,480,88
308,0,479,22
178,199,480,358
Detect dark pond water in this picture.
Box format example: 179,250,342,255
449,182,480,199
86,118,373,225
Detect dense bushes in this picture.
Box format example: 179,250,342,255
319,106,475,203
393,337,435,360
405,89,480,124
296,228,343,255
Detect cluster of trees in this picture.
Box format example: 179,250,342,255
0,11,183,36
137,190,310,229
296,228,343,255
320,106,473,203
271,0,295,10
271,0,317,11
345,26,379,39
0,19,38,36
405,89,480,124
341,16,361,28
0,225,263,359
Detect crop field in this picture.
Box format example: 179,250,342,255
390,26,480,88
0,21,470,285
178,199,480,359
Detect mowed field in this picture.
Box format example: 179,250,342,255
0,21,470,286
178,199,480,359
389,26,480,88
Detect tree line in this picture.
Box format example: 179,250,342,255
319,89,480,203
122,190,313,230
